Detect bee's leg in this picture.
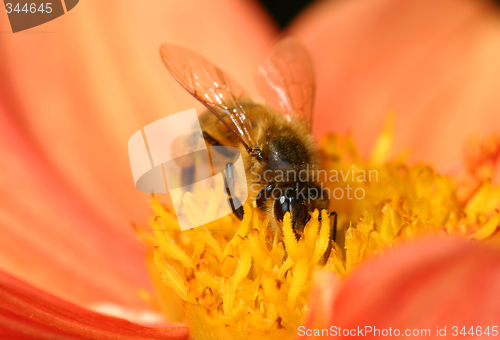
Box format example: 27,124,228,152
201,131,243,219
223,163,244,220
202,131,221,146
179,130,219,190
181,165,195,190
323,211,338,263
330,211,338,242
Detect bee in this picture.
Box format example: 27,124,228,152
160,37,336,243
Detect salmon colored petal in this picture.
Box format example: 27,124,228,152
0,110,152,309
0,270,188,339
0,0,275,306
0,0,275,228
290,0,500,172
305,238,500,337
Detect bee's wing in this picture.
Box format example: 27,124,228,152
160,44,257,154
256,36,315,131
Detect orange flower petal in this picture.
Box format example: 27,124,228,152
291,0,500,172
0,0,275,307
0,0,275,226
305,238,500,337
0,270,188,339
0,111,152,309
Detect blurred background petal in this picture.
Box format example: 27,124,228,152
0,270,188,339
306,238,500,336
290,0,500,175
0,0,275,308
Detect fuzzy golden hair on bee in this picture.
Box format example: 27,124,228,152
160,36,335,241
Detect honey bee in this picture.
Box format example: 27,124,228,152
160,37,336,242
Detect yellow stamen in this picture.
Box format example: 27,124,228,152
153,247,188,301
468,210,500,240
282,212,299,262
134,116,500,339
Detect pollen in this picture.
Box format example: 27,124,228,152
138,198,331,338
135,117,500,339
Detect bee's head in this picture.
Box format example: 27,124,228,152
273,189,307,234
257,183,329,237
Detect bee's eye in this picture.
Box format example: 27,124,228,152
274,195,291,222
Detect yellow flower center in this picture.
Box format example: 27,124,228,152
135,117,500,339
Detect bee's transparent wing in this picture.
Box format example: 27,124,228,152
160,44,257,154
256,36,315,131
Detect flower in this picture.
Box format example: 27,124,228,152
1,0,500,338
140,117,500,339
